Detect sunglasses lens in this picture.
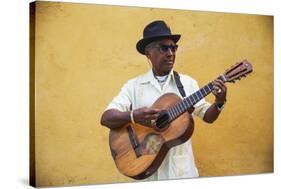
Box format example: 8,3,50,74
160,45,168,52
159,45,178,53
171,45,178,52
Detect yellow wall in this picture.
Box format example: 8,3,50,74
32,1,273,187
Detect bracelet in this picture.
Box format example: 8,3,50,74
130,110,136,124
215,102,225,112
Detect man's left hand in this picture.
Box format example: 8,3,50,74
212,79,227,104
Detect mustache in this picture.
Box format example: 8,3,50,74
163,60,174,64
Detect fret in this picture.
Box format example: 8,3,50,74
190,95,196,104
174,107,178,117
175,104,181,114
179,102,185,112
201,87,205,95
208,83,213,91
200,89,205,99
178,104,183,114
190,94,195,102
171,107,176,118
196,91,202,99
204,83,213,96
176,103,180,113
202,86,207,95
200,90,206,100
174,105,180,115
186,97,192,107
195,92,200,100
181,100,186,110
173,106,179,117
194,92,200,101
205,85,209,92
199,89,205,99
170,109,175,120
210,84,213,91
178,105,183,115
190,91,202,106
206,84,212,93
170,107,176,118
183,98,189,109
207,84,212,91
182,100,188,111
195,93,199,101
175,104,181,115
167,109,173,120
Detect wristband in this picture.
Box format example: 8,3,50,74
215,102,225,112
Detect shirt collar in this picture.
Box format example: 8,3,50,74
140,68,175,84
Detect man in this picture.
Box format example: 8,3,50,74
100,20,227,180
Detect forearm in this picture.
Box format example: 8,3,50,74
100,109,131,129
100,107,161,129
204,78,227,123
203,103,222,123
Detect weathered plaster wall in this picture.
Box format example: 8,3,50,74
32,1,273,186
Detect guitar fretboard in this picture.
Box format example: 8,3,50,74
167,75,225,121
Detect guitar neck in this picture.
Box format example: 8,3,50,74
167,75,225,121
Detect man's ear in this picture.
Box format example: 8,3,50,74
145,50,151,59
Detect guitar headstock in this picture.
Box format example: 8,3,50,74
222,59,253,83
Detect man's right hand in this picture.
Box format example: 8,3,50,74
133,107,161,127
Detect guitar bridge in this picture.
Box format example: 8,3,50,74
127,125,142,158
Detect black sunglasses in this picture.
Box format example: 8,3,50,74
154,44,178,53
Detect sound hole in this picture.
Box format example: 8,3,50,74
155,110,170,129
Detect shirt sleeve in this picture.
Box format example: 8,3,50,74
105,80,133,112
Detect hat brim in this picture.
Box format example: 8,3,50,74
136,34,181,55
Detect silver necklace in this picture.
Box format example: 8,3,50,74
154,74,168,84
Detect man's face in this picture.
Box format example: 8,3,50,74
146,39,178,76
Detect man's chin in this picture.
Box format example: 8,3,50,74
166,64,174,71
163,67,173,75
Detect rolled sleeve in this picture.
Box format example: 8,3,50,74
105,81,133,112
193,100,211,119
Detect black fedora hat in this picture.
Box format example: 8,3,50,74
136,20,181,55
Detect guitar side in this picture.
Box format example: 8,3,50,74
109,93,194,179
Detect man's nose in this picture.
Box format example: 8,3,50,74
166,48,174,56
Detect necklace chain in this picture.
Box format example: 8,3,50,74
154,74,168,83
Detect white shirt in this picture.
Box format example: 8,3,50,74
106,69,211,180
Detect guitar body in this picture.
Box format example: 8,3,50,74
109,93,194,180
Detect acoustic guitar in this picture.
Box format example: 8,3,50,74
108,59,253,180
